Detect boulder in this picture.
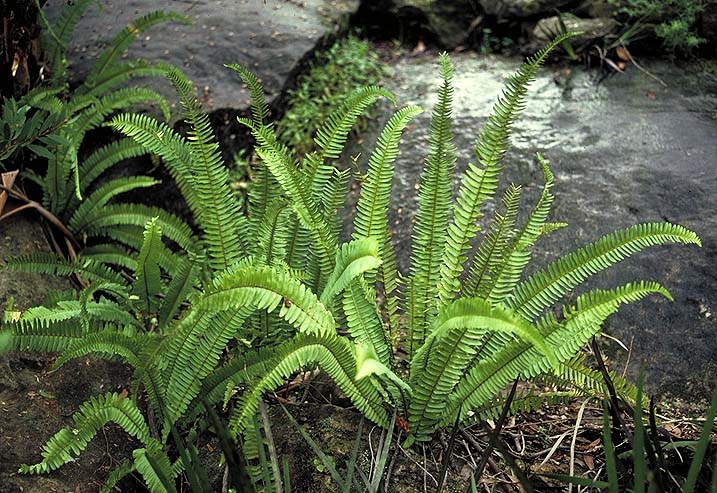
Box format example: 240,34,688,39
479,0,574,19
352,0,481,49
532,15,618,46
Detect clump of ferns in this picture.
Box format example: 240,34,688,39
0,0,191,269
0,32,700,492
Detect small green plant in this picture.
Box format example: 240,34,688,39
0,0,190,262
609,0,704,50
277,34,384,155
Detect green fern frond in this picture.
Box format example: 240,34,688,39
77,138,149,194
166,67,247,269
162,309,250,428
67,176,159,231
132,438,178,493
19,392,151,474
225,64,270,128
486,154,555,304
319,238,381,306
81,204,194,251
509,222,700,321
313,85,395,163
4,252,127,286
353,105,422,331
85,10,191,87
231,333,389,434
101,459,136,493
254,201,292,264
200,264,335,336
342,278,391,365
407,298,554,443
81,60,176,98
133,218,163,315
463,183,521,297
74,87,171,136
157,257,201,331
41,0,95,78
468,388,582,423
407,53,457,354
437,34,574,307
441,281,670,428
80,243,137,271
51,327,155,371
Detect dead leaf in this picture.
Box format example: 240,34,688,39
410,40,426,56
646,90,657,101
584,454,595,470
0,170,19,215
615,46,631,62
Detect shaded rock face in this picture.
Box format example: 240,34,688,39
479,0,574,19
43,0,358,111
350,54,717,399
351,0,480,48
532,15,617,46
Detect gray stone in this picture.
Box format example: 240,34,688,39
532,15,618,45
479,0,574,19
349,54,717,399
43,0,358,111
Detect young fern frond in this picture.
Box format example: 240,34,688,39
437,32,578,307
157,257,201,331
132,218,163,315
20,392,151,474
67,176,159,230
40,0,95,78
199,264,336,336
84,11,191,88
319,238,382,306
225,63,270,128
407,53,456,354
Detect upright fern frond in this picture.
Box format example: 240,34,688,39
407,53,456,354
226,64,270,128
437,33,576,307
132,218,163,315
40,0,95,78
166,68,246,270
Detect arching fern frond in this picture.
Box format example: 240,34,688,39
20,392,151,474
319,238,381,306
3,252,127,286
132,439,178,493
509,222,700,321
226,64,270,128
200,264,335,337
230,333,389,435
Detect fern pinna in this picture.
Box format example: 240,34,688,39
0,33,700,491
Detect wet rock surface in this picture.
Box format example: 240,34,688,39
43,0,358,111
479,0,574,19
351,53,717,398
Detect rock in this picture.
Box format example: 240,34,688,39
699,0,717,47
479,0,574,19
352,0,481,49
532,15,618,46
43,0,358,111
349,54,717,399
574,0,618,18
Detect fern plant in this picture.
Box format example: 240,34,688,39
1,33,701,491
204,32,700,448
0,0,191,265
